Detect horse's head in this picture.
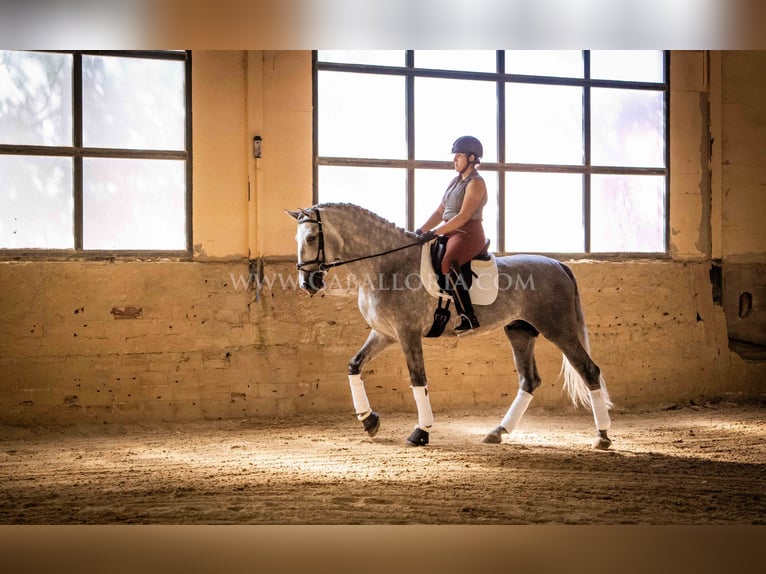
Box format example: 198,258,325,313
285,206,340,296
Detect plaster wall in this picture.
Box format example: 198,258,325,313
1,259,762,425
715,52,766,346
720,51,766,262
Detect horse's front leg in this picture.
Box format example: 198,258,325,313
398,331,432,446
348,329,394,437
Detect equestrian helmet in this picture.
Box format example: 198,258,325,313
451,135,483,161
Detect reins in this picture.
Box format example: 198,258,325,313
321,240,424,270
296,208,423,272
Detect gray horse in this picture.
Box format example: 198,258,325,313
286,203,613,449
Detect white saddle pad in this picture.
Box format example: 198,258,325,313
419,240,499,306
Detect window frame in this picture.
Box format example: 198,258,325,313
0,50,193,260
313,50,670,258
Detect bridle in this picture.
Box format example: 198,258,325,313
295,208,328,273
295,207,424,278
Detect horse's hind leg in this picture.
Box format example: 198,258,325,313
553,335,613,450
483,321,541,444
348,330,394,437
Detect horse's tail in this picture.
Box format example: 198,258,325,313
558,263,612,410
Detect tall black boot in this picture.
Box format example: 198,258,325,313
447,264,479,334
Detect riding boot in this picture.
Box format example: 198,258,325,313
447,264,479,334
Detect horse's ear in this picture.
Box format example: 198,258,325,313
285,209,302,220
299,207,315,219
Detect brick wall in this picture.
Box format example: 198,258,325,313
1,258,763,425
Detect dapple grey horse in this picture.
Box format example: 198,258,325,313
287,203,613,449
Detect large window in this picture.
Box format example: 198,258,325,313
314,50,668,254
0,50,191,254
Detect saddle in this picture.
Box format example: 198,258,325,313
421,236,497,337
429,235,491,291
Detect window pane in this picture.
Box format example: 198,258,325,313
83,158,186,250
415,77,497,162
0,155,73,248
415,51,496,73
591,88,664,168
505,50,583,78
318,166,406,228
591,175,665,252
482,173,499,252
318,50,404,66
591,50,664,83
505,173,583,252
82,55,185,150
415,168,498,250
0,51,72,146
414,169,450,230
506,84,583,165
318,71,406,159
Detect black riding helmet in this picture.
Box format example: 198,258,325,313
451,135,483,164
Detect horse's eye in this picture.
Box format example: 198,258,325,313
305,235,317,244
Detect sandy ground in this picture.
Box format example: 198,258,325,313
1,401,764,525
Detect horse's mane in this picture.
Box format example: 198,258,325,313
316,202,415,238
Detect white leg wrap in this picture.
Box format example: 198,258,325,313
411,386,434,430
348,374,371,420
500,390,533,433
589,388,611,431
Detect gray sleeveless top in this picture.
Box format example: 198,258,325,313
440,173,486,221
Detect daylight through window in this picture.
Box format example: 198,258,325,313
0,50,191,253
314,50,668,254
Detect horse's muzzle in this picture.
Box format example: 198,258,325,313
301,270,325,296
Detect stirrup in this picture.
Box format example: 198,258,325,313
454,314,479,334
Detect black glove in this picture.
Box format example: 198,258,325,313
415,229,436,244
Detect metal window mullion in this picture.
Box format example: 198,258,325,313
664,50,671,254
583,51,591,254
45,50,187,61
78,50,188,61
316,59,673,90
316,157,418,169
0,145,186,160
497,50,506,252
185,50,193,254
73,53,83,250
80,148,188,159
312,50,320,204
73,157,83,250
406,50,415,230
317,157,664,175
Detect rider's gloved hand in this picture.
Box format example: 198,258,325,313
414,229,436,244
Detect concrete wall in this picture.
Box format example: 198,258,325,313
1,51,764,426
713,52,766,347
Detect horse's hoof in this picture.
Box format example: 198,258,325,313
406,427,429,446
591,432,612,450
362,411,380,437
482,426,507,444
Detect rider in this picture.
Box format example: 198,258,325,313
415,135,488,333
